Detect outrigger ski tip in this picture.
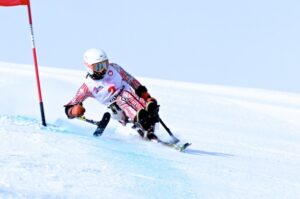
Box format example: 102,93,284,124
77,112,111,137
93,112,111,136
178,142,192,152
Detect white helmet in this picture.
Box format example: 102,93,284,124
83,48,108,75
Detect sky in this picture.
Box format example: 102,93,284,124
0,0,300,92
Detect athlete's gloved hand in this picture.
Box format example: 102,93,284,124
135,85,157,103
69,104,85,118
146,97,157,103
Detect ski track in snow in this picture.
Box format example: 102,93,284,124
0,115,196,199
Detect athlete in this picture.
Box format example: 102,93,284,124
64,48,159,138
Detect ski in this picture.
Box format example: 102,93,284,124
93,112,111,136
134,123,190,152
156,139,192,152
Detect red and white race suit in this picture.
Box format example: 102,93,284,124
65,63,146,122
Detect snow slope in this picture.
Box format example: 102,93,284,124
1,62,300,199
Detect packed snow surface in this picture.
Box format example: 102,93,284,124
1,62,300,199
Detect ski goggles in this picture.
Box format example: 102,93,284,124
92,60,108,72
